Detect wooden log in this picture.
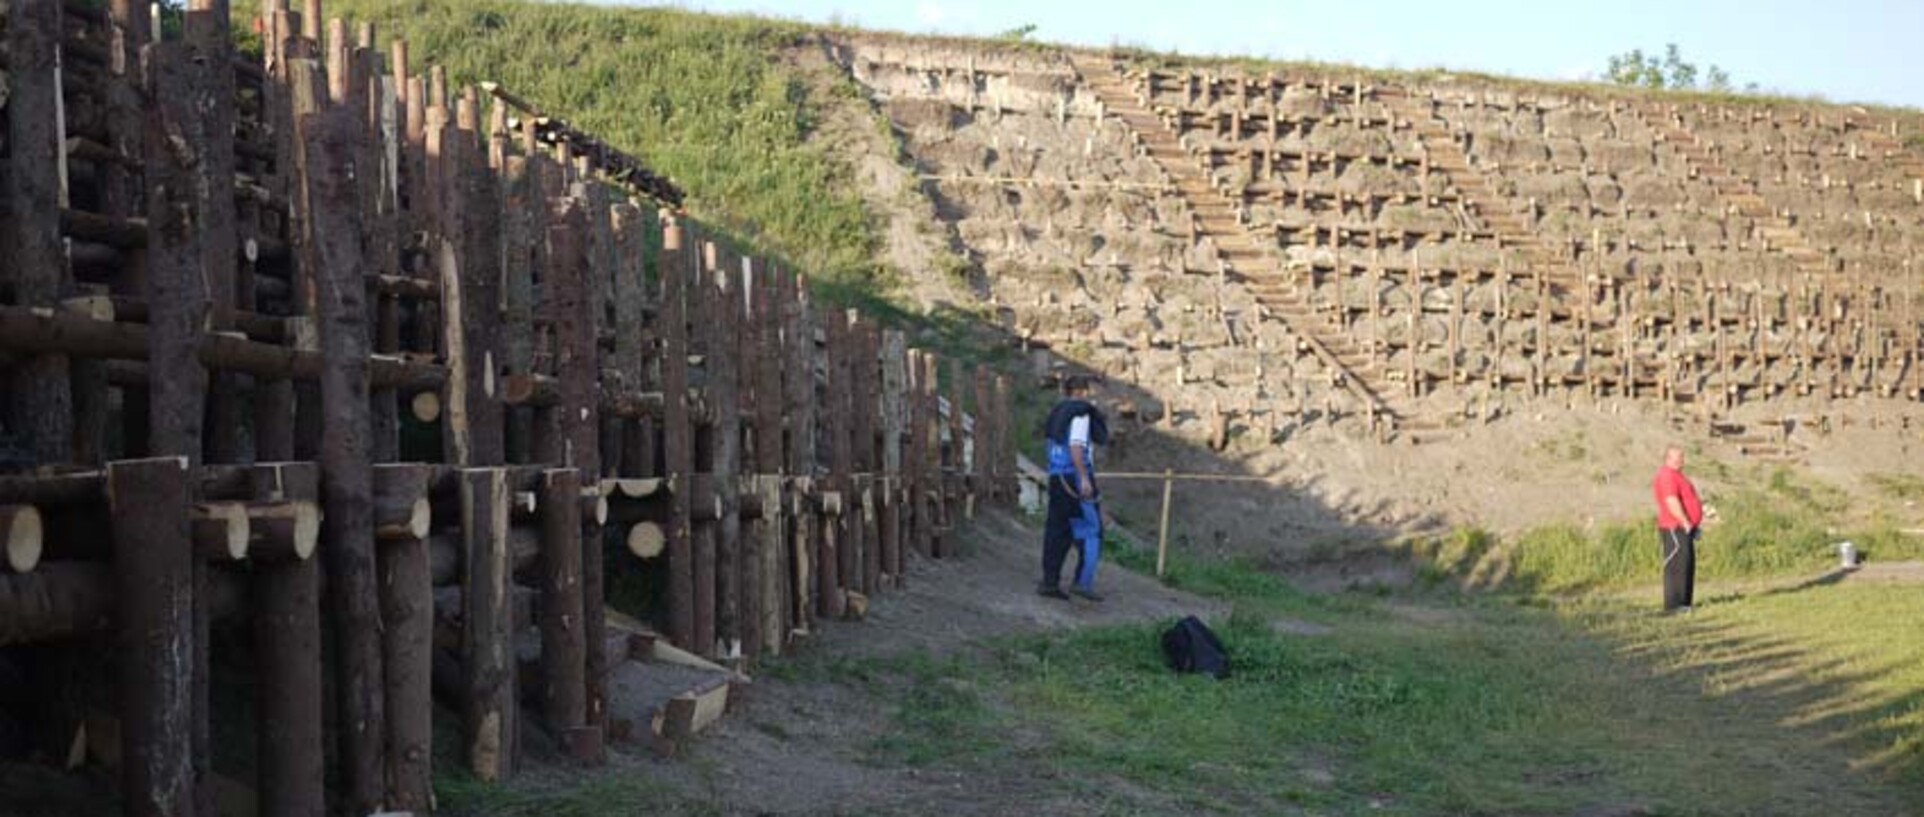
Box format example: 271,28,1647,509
627,520,668,559
0,303,448,389
545,196,606,738
659,213,696,651
751,475,783,656
537,468,591,760
946,357,967,547
110,457,197,817
254,537,323,817
376,486,432,542
184,7,244,466
2,505,47,573
709,247,743,661
372,459,435,811
781,268,816,635
145,43,211,466
298,100,388,812
818,312,848,620
880,332,908,580
460,468,517,781
0,563,114,646
191,502,252,562
855,321,882,593
749,264,785,657
7,0,75,466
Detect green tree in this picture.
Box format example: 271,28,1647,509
1603,44,1739,93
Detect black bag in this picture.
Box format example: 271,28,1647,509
1160,615,1230,679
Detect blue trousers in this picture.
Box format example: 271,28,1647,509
1043,477,1102,590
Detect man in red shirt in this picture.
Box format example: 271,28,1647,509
1652,445,1704,612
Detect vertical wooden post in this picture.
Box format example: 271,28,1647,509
249,461,324,817
880,331,909,584
847,314,877,596
659,213,697,650
819,310,849,619
735,257,763,662
143,42,215,817
750,260,785,657
945,357,967,554
548,196,606,746
185,5,244,465
372,464,433,812
460,467,516,781
112,457,197,817
300,101,386,811
908,351,934,559
709,246,743,659
5,0,74,465
1156,469,1174,578
538,468,591,758
973,366,993,516
995,375,1014,503
780,268,817,633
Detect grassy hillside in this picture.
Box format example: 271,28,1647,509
317,0,880,292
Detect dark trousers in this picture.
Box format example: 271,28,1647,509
1659,527,1697,610
1041,477,1079,588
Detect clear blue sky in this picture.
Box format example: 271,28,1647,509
617,0,1924,109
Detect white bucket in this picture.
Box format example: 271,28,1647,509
1837,541,1859,569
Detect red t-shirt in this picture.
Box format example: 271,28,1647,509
1653,466,1703,531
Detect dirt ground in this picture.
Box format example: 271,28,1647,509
567,508,1228,817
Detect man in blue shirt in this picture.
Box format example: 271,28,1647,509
1038,375,1108,601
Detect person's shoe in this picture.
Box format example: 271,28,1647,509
1070,586,1104,602
1036,584,1070,601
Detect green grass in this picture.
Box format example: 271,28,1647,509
318,0,879,293
1400,468,1924,596
837,547,1924,815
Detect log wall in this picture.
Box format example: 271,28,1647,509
0,2,1013,813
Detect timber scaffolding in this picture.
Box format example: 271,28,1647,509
0,1,1015,815
1050,52,1924,453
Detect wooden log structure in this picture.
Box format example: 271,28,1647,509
0,9,1016,807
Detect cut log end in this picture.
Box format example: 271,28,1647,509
193,501,253,562
2,505,46,573
625,521,666,560
378,496,432,542
411,389,443,423
250,500,323,562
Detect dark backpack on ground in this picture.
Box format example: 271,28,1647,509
1161,616,1230,679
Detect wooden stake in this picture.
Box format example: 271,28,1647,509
299,102,387,811
538,468,589,759
658,213,696,650
111,457,197,817
460,468,516,781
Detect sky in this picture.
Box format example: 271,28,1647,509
617,0,1924,109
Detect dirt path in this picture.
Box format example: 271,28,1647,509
574,509,1227,817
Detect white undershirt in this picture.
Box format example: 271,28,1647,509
1068,415,1090,450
